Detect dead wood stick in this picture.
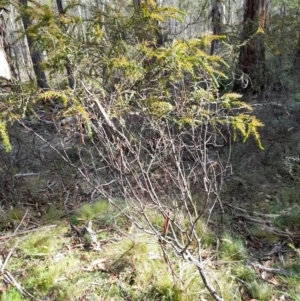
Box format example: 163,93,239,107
0,225,57,240
248,261,290,276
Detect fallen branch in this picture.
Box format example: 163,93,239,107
247,261,290,276
14,172,40,178
3,271,38,300
225,202,281,218
14,209,28,234
0,225,57,240
183,250,224,301
0,244,39,300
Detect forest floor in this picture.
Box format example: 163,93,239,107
0,93,300,301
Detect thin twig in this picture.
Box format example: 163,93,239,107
1,243,17,273
0,244,40,300
183,250,224,301
14,209,28,234
14,172,40,178
4,271,38,300
159,243,181,283
0,225,57,240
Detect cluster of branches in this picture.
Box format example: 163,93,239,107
1,1,265,300
19,42,262,301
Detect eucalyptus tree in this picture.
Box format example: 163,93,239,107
210,0,226,55
56,0,75,89
234,0,269,92
18,0,49,89
0,7,13,81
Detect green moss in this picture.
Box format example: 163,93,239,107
77,199,110,221
1,288,24,301
24,256,81,298
20,228,63,256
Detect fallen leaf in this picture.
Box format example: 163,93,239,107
80,254,90,261
109,276,118,284
0,285,8,293
261,270,267,280
263,260,273,267
267,277,279,286
83,258,106,272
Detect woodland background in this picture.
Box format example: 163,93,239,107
0,1,300,301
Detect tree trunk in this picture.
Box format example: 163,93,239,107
19,0,49,89
210,1,225,55
294,29,300,72
0,8,14,83
292,27,300,88
56,0,75,89
234,0,268,93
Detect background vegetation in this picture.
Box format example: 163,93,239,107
1,0,300,300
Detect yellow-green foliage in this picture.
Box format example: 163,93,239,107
109,55,143,81
231,114,264,149
25,255,81,295
41,206,64,223
216,93,264,149
34,89,93,138
149,99,174,117
0,120,11,151
149,38,227,82
35,90,68,107
136,0,184,23
289,243,300,256
0,0,264,155
145,208,165,228
220,93,252,110
194,219,216,248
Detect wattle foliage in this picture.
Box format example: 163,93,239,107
0,0,263,151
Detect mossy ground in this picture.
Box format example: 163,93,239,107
0,199,300,301
1,100,300,300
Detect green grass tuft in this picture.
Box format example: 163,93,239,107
219,234,248,261
248,280,273,301
150,283,183,301
232,264,256,283
20,228,63,256
77,199,110,221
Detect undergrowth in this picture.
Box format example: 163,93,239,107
0,199,298,301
